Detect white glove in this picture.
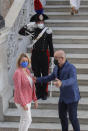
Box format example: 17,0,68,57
51,57,54,64
27,22,36,29
50,57,54,71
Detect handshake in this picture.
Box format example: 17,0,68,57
33,76,37,83
33,77,62,88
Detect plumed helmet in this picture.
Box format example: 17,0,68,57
30,14,48,22
34,0,43,14
30,0,48,22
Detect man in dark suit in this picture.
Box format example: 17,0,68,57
36,50,80,131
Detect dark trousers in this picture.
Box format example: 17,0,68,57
31,50,48,99
58,101,80,131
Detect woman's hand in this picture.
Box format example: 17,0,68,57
34,101,38,109
23,105,28,110
33,76,37,83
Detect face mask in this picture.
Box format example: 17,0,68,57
54,59,58,65
20,61,28,68
37,23,44,29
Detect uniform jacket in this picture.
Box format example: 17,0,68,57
37,60,80,103
13,67,37,107
19,26,54,57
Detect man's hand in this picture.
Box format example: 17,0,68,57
53,78,62,88
34,101,38,109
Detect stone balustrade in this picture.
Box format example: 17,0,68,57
0,0,34,121
0,28,12,121
5,0,34,84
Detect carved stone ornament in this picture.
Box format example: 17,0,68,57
0,15,5,29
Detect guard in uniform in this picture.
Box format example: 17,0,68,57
18,0,54,100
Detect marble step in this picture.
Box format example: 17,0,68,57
48,85,88,97
67,59,88,64
46,0,88,5
53,43,88,54
47,12,88,20
19,50,88,72
45,19,88,27
26,52,88,64
50,61,88,74
51,27,88,35
66,54,88,64
44,5,88,12
53,35,88,44
0,122,88,131
9,97,88,110
76,74,88,85
27,43,88,54
4,108,88,124
59,73,88,85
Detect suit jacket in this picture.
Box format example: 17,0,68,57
37,60,80,103
13,67,37,107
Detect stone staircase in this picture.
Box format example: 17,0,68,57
0,0,88,130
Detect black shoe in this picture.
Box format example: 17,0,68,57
42,96,47,100
37,95,41,100
71,11,74,15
